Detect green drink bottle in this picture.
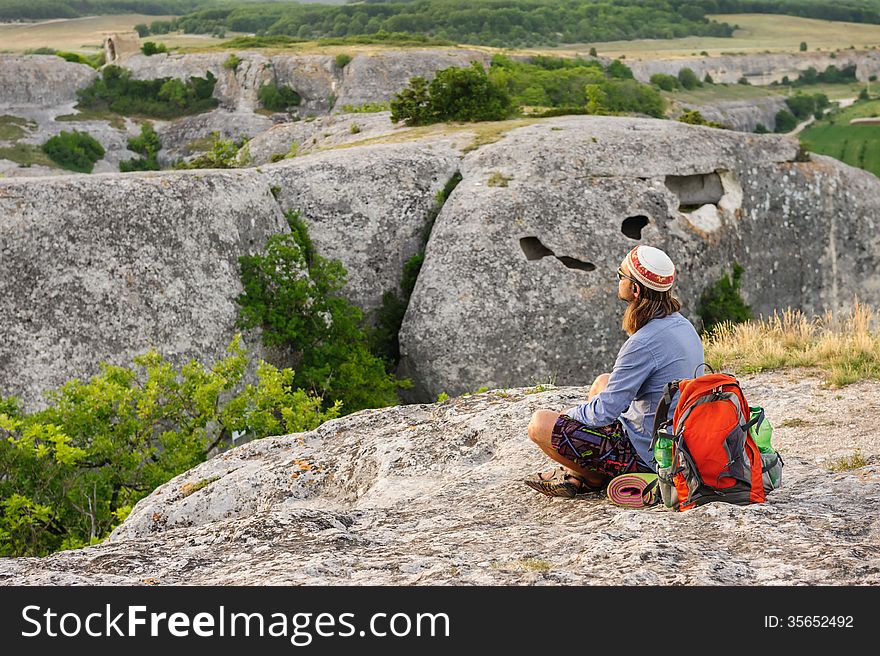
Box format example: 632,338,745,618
654,433,675,507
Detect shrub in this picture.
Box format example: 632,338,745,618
650,73,679,91
223,54,242,71
698,263,753,335
340,102,390,113
119,122,161,172
236,210,403,412
335,53,352,69
774,109,798,133
77,65,218,119
677,67,700,90
0,335,337,556
174,132,244,169
134,24,150,38
859,87,870,101
349,122,360,134
258,82,301,111
800,41,808,51
704,72,714,84
677,109,725,128
589,47,597,57
737,76,750,85
606,59,634,80
754,123,769,134
41,130,105,173
391,62,513,126
141,41,168,56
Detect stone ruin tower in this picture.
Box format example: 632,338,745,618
103,32,141,64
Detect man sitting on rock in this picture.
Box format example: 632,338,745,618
524,245,704,497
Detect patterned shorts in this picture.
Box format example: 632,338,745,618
551,415,652,478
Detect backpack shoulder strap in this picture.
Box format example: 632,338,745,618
650,379,681,450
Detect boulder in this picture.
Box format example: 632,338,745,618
0,169,287,411
334,49,491,110
397,115,880,400
243,111,400,165
0,368,877,585
260,141,462,314
0,55,97,107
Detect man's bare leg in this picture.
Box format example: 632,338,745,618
526,373,611,488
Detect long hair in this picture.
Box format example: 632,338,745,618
622,286,682,335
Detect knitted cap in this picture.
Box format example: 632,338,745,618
625,245,676,292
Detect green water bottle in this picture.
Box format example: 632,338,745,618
654,435,673,468
749,406,774,453
654,433,675,508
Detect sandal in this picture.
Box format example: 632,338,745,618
524,467,600,498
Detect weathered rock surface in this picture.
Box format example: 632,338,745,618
397,115,880,400
628,50,880,85
261,141,462,314
0,170,287,410
244,111,400,165
334,49,491,110
153,109,274,166
1,368,877,586
0,137,461,408
677,95,789,132
0,55,97,107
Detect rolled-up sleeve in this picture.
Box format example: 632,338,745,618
567,340,656,426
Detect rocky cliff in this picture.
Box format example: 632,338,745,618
3,116,880,408
0,55,97,107
1,368,877,585
676,95,789,132
0,170,287,409
628,50,880,85
397,115,880,400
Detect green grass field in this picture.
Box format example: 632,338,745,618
800,99,880,178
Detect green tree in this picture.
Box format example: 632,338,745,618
650,73,680,91
391,63,513,126
41,130,105,173
0,336,337,556
258,83,301,111
774,109,797,133
134,24,150,38
236,211,402,412
698,263,753,335
800,41,808,51
141,41,168,56
120,122,161,172
677,67,700,90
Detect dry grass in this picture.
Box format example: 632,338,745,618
515,14,880,61
704,301,880,387
827,450,868,472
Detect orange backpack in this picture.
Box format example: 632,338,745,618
651,372,765,511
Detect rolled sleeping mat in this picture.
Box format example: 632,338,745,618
606,472,659,508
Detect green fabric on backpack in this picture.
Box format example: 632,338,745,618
749,406,783,492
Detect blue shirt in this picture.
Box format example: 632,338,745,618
566,312,705,470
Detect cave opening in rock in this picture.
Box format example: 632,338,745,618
519,236,554,260
665,172,724,208
557,257,596,272
621,215,650,240
519,237,595,271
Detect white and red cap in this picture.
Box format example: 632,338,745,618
625,245,676,292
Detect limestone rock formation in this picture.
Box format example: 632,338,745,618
0,170,287,410
261,141,462,314
397,115,880,400
0,368,877,585
0,55,97,107
334,49,491,110
244,111,400,166
678,96,789,132
628,50,880,85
